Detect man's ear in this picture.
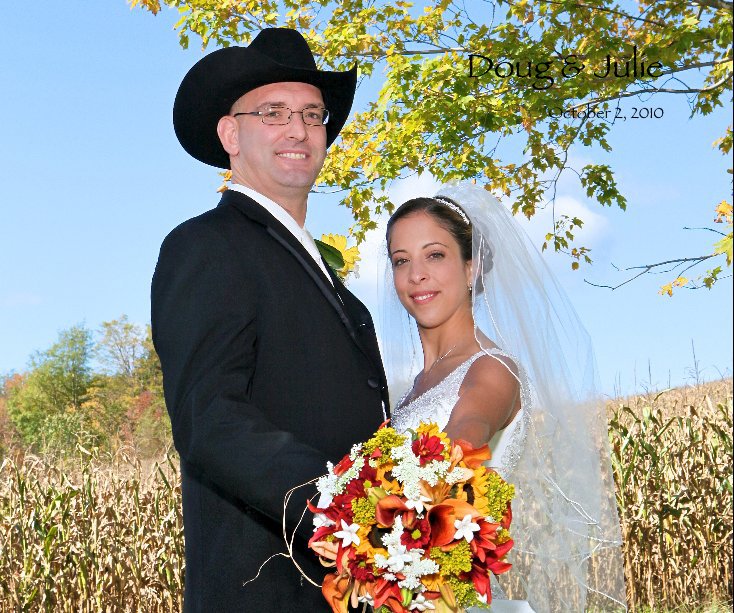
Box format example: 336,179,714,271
217,115,239,156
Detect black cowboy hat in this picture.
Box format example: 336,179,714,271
173,28,357,169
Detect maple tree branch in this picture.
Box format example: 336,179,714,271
585,255,715,290
653,59,733,79
532,0,669,28
683,225,729,236
568,71,732,112
689,0,734,11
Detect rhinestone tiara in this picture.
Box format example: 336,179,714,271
432,196,470,225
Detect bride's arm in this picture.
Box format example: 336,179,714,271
444,355,520,448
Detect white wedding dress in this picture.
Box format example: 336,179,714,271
391,349,536,613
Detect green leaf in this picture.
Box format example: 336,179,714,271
314,238,345,271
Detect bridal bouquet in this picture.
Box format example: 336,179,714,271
309,422,514,612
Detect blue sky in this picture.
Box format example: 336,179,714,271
1,1,731,397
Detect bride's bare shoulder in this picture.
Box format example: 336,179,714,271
460,352,519,406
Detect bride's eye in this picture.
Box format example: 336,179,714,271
428,251,445,260
392,257,407,267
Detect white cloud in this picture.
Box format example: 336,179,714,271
0,292,42,308
385,173,443,205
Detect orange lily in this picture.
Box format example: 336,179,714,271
322,573,353,613
428,499,482,547
375,495,410,527
453,438,491,469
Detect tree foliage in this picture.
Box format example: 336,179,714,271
4,321,168,457
131,0,732,290
97,315,145,383
6,325,95,451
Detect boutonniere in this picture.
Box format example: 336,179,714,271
315,234,361,281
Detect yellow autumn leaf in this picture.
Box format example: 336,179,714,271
714,200,733,224
217,169,232,193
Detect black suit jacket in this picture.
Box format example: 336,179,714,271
151,190,389,611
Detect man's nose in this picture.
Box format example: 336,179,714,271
284,112,309,140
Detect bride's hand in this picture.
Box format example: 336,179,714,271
310,540,339,564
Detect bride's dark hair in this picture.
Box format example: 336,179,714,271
386,196,473,261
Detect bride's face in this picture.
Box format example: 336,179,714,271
389,211,473,329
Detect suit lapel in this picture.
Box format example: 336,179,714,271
222,190,367,357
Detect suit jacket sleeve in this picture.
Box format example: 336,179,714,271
151,221,328,540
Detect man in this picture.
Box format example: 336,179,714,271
151,28,389,611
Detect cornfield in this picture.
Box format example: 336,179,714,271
0,380,731,611
608,379,733,611
0,451,184,611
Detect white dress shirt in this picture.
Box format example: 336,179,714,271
227,183,334,285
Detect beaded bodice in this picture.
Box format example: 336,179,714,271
391,349,530,481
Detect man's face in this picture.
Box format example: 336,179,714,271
224,82,328,202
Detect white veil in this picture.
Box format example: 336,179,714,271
380,182,626,611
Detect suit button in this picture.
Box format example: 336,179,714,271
367,377,379,389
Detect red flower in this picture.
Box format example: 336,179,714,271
348,553,376,582
331,492,357,519
401,516,432,549
333,455,355,476
469,561,491,601
358,463,379,485
469,519,500,563
485,539,514,576
346,463,381,498
372,578,404,611
345,479,366,498
412,434,446,465
500,502,513,530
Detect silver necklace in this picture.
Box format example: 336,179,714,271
426,344,457,376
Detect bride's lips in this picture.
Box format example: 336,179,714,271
410,291,439,304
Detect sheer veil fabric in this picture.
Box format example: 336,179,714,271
380,183,626,612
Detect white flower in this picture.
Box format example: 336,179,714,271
446,466,474,484
312,513,335,530
380,515,405,550
358,592,374,605
385,544,413,572
335,456,365,491
453,514,481,542
376,516,439,587
333,520,361,547
405,494,432,515
409,593,436,611
398,550,439,590
316,463,338,497
477,592,488,604
315,491,333,510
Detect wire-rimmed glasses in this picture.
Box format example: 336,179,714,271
233,105,330,126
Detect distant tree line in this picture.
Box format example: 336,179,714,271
0,317,169,458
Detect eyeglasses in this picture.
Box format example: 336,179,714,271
233,105,330,126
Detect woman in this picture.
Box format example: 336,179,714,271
381,183,626,612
